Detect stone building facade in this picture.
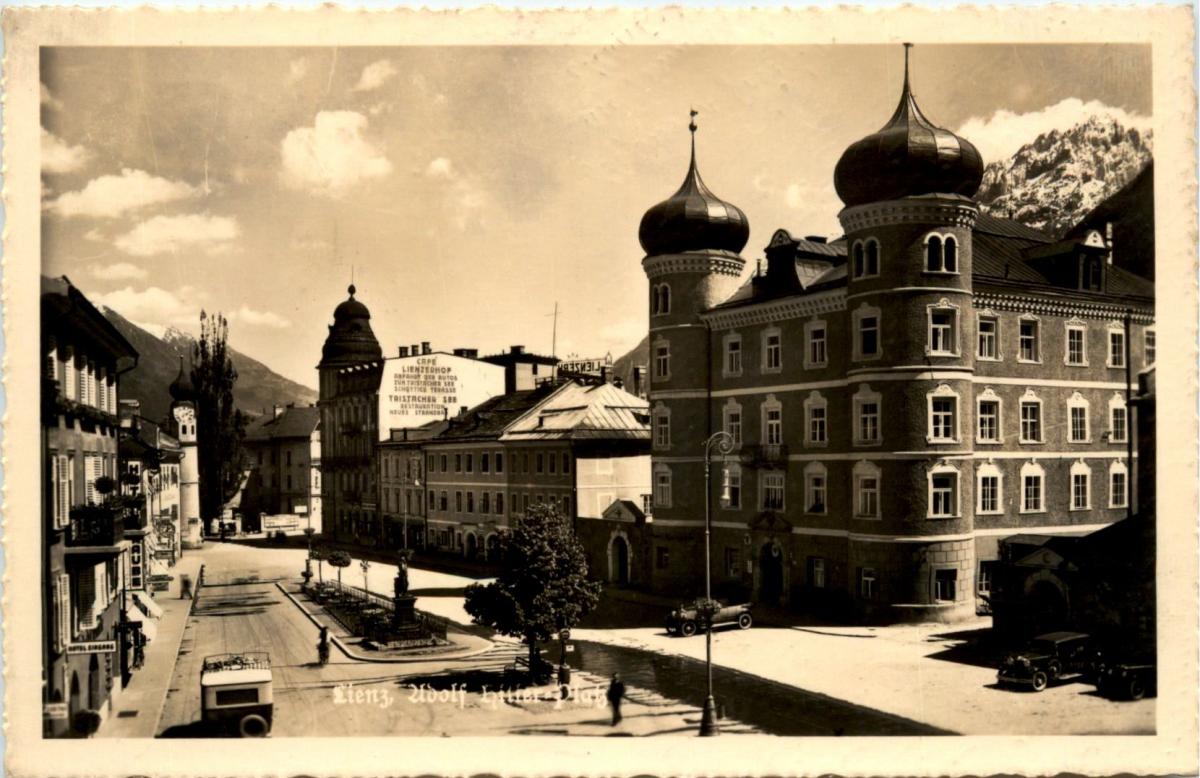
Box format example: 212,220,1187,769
638,52,1154,622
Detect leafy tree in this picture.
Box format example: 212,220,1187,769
327,549,352,586
192,311,248,533
464,503,602,677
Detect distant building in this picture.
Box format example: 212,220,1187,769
636,49,1154,622
41,275,138,736
118,401,183,568
377,420,449,550
165,359,204,548
243,404,322,532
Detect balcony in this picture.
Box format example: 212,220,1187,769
743,444,790,469
65,506,123,553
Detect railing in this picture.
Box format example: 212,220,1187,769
309,579,450,641
67,507,121,547
743,443,790,468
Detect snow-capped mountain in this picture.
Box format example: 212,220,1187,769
976,115,1152,238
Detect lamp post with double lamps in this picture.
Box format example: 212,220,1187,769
699,430,735,736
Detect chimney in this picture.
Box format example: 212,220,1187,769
600,366,609,383
804,235,828,243
398,346,409,357
510,345,525,355
459,405,469,417
1106,221,1114,265
463,348,478,359
411,343,420,356
632,366,645,398
453,348,467,357
273,405,284,418
613,377,624,389
421,341,431,355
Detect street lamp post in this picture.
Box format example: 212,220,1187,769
700,430,735,737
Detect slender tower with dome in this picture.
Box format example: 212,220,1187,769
639,112,750,587
168,357,205,549
318,284,384,542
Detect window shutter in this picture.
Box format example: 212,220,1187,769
84,456,96,505
77,569,96,630
50,455,60,528
56,574,71,650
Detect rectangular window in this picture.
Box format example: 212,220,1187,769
765,408,782,446
1019,320,1039,361
455,491,463,512
481,453,490,473
495,452,504,473
455,454,462,473
548,453,557,474
805,473,825,513
654,472,672,508
856,475,879,518
536,453,544,474
1067,327,1086,365
809,557,826,589
857,402,879,443
978,317,998,359
762,472,785,511
726,469,742,509
930,473,957,517
724,547,740,578
1110,406,1128,442
465,454,474,473
933,568,958,602
977,561,996,596
467,492,475,513
428,490,436,509
725,338,742,376
1020,402,1042,443
1109,330,1126,368
1110,470,1128,508
654,344,670,379
724,409,742,445
808,327,827,367
764,332,782,371
656,546,670,569
440,454,448,472
931,397,956,441
929,310,955,354
1145,329,1156,366
1022,474,1043,512
978,475,999,513
1072,472,1090,510
978,400,1000,442
654,414,670,448
859,316,879,357
495,492,504,515
1069,406,1089,442
859,568,877,600
562,453,570,474
808,406,827,444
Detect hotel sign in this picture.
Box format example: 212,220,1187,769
67,640,117,655
558,354,613,375
377,354,504,439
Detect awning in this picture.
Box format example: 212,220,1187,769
124,600,158,643
133,590,164,619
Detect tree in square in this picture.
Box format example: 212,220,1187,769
463,503,602,680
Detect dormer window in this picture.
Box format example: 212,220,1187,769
924,233,959,273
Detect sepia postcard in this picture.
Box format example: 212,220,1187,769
2,5,1197,777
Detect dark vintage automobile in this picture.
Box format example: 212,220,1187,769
666,599,753,637
997,631,1095,691
1091,654,1157,700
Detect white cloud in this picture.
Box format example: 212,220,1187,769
958,98,1153,166
286,57,309,86
41,83,63,111
368,102,393,117
89,262,148,281
425,157,454,178
92,285,199,332
84,228,104,242
280,111,393,197
228,305,290,329
423,157,486,231
114,213,241,257
42,129,91,174
48,168,200,219
352,59,398,92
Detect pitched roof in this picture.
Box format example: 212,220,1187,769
244,405,320,442
501,381,651,441
429,383,563,443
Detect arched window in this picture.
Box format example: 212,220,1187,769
865,239,880,276
653,464,673,508
1020,461,1046,513
925,235,943,271
852,242,866,278
1108,460,1129,508
660,284,671,315
927,462,960,518
943,236,958,272
852,239,881,279
1070,460,1092,511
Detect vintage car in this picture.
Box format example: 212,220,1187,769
200,652,274,736
666,599,753,636
1092,656,1157,700
997,631,1094,691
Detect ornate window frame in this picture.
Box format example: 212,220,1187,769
976,309,1001,361
760,469,786,512
1066,392,1091,443
761,394,784,446
722,331,743,378
652,336,671,382
852,302,882,362
976,460,1004,515
1018,388,1045,444
1107,321,1127,369
976,387,1004,445
804,461,828,515
761,326,783,374
1020,460,1046,514
804,316,828,369
926,298,961,356
1017,314,1042,364
1063,317,1089,367
852,384,882,446
803,390,828,447
1108,392,1128,443
723,398,744,447
853,460,882,519
1108,459,1129,508
653,463,673,509
723,463,743,511
652,402,671,451
1069,459,1092,511
851,237,881,279
923,231,960,274
926,461,961,519
926,383,961,444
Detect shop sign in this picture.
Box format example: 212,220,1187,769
43,703,69,720
558,354,613,375
67,640,117,655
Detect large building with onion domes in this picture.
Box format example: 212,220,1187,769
636,46,1154,623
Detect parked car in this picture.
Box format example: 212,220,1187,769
1092,655,1157,700
997,631,1094,691
666,599,753,636
200,652,274,736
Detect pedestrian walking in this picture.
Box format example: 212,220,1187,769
606,673,626,726
179,574,192,600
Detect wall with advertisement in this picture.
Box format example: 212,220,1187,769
377,353,505,440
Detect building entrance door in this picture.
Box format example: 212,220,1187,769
759,542,784,604
466,533,478,559
612,536,630,585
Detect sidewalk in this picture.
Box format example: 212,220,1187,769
97,551,206,738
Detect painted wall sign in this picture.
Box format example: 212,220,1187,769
376,354,504,440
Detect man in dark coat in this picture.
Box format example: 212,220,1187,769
606,673,626,726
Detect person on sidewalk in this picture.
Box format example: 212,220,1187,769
606,673,626,726
179,574,192,600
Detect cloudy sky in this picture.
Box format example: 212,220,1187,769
41,44,1151,388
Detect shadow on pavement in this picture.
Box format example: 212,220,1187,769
924,627,1007,669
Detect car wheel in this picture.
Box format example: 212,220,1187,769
680,621,697,637
238,714,270,738
737,613,753,630
1031,671,1049,692
1127,677,1147,701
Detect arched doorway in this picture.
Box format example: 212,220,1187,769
466,533,478,560
759,542,784,604
87,656,100,711
69,672,81,719
485,534,500,562
1028,579,1069,634
611,536,630,585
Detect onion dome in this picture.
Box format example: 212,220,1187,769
834,44,984,208
168,356,195,402
319,284,383,368
639,112,750,256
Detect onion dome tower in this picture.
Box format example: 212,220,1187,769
319,284,383,370
168,355,195,404
835,45,980,623
834,45,984,208
168,355,203,548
